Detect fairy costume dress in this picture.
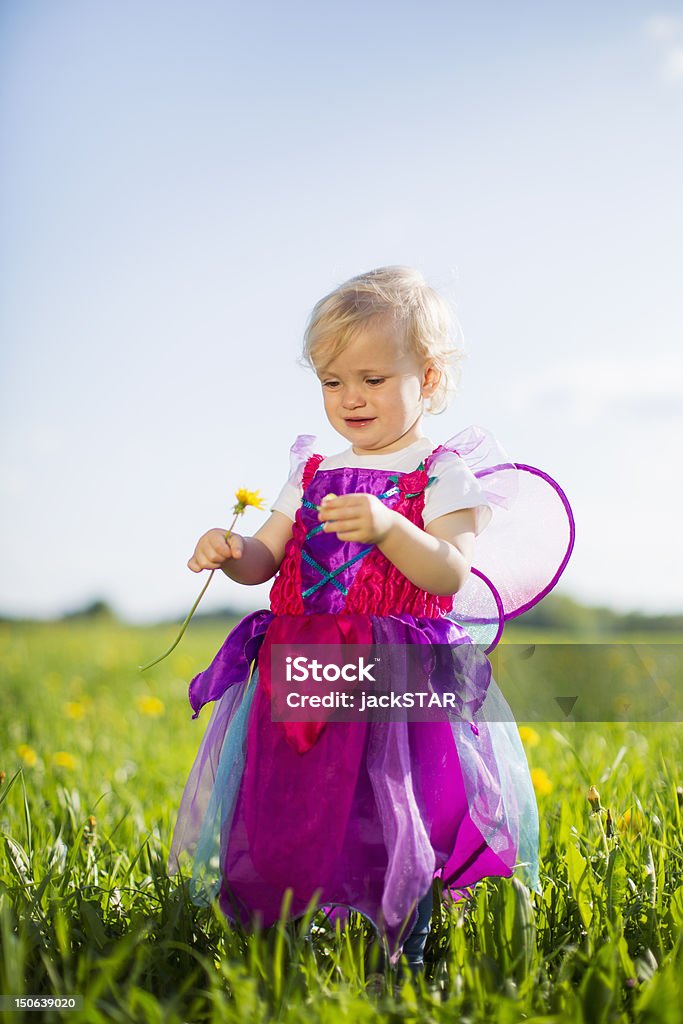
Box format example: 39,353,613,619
168,425,575,960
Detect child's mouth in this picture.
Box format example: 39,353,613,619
344,418,375,428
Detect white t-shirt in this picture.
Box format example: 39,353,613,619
271,436,493,536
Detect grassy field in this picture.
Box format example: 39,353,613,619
1,619,682,1022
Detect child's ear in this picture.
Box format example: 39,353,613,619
422,365,441,395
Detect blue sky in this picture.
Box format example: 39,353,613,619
1,1,682,622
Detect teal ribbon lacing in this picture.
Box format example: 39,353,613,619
298,475,435,600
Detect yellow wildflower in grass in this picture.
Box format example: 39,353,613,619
17,744,38,767
84,815,97,847
617,807,645,835
140,485,266,672
53,751,77,770
135,695,165,717
531,767,553,796
63,701,86,720
518,726,540,747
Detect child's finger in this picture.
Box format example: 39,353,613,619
334,526,367,542
319,492,357,512
206,537,239,563
225,533,244,559
323,516,364,534
318,502,359,521
319,509,357,527
188,552,219,571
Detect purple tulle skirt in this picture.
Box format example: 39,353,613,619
168,610,540,959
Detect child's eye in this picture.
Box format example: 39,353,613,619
366,377,385,386
322,380,340,389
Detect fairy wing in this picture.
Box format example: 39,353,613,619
428,426,575,651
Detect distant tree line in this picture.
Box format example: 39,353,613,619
510,593,683,634
0,593,681,633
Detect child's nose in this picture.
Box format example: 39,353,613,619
341,387,366,408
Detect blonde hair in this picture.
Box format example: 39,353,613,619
301,266,463,414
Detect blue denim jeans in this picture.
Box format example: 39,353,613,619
402,886,433,971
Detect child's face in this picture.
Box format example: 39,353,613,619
315,317,435,455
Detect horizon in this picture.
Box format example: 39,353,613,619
2,590,681,628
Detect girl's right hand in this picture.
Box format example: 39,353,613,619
187,529,244,572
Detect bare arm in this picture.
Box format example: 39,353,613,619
317,493,477,596
187,511,294,585
376,507,475,595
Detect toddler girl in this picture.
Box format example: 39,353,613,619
168,266,574,976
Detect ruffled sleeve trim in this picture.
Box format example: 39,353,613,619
426,424,519,515
285,434,318,488
270,435,319,522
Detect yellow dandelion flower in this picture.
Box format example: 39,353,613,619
17,744,37,767
531,767,553,796
63,701,86,720
53,751,77,770
233,488,266,513
617,807,644,835
518,726,540,747
135,695,165,717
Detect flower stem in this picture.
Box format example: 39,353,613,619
139,512,241,672
594,809,610,858
139,570,216,671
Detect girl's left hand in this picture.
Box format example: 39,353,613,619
317,493,395,544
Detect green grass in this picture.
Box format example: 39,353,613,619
1,620,682,1022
